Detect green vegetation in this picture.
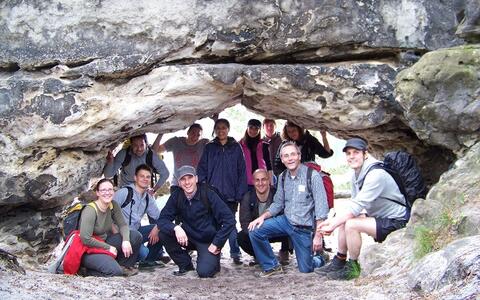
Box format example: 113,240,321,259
413,195,465,259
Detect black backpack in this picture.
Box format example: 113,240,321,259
120,186,152,226
62,202,97,240
173,183,222,229
114,146,160,187
360,151,428,209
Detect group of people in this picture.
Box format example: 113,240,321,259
75,118,410,280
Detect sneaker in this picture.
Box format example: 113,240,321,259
232,257,242,265
326,260,361,280
138,260,166,269
278,250,290,266
121,266,139,277
173,264,195,276
315,255,346,276
257,265,283,278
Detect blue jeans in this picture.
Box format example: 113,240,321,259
226,202,241,259
137,225,164,262
249,215,315,273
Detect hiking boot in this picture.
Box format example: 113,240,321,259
232,257,242,265
326,260,361,280
121,266,139,277
315,255,346,276
173,264,195,276
138,260,165,269
257,265,283,278
278,250,290,266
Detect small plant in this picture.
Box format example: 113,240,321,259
413,195,465,259
414,225,437,259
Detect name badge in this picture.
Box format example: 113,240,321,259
298,185,306,192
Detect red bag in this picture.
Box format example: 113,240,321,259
281,162,334,209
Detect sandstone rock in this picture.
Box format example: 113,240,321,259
0,0,463,70
1,62,446,212
395,45,480,152
455,0,480,42
0,249,25,275
407,235,480,296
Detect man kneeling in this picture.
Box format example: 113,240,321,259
157,165,235,277
317,138,408,280
237,169,291,266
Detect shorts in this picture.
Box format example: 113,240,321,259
375,217,407,243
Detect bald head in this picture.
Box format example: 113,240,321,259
253,168,269,195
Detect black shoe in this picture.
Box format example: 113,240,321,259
326,260,361,280
158,255,172,264
315,255,346,276
248,259,259,267
138,260,165,269
232,257,242,265
173,264,195,276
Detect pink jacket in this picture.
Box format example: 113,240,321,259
240,139,266,185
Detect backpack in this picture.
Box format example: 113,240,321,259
281,162,334,209
62,201,97,240
113,146,160,187
360,151,428,209
121,186,151,226
173,183,222,229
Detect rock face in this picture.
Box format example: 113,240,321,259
0,0,463,69
408,235,480,297
396,44,480,152
0,1,478,291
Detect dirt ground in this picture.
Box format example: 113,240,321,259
0,199,420,300
0,249,419,300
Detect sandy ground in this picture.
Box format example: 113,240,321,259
0,199,419,300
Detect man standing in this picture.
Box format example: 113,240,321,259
157,165,235,278
104,134,169,194
237,169,290,265
248,142,329,276
262,119,283,177
113,164,166,267
316,138,408,280
152,123,208,186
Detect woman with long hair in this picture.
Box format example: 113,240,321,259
239,119,273,189
274,121,333,173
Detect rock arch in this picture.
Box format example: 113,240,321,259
0,0,478,271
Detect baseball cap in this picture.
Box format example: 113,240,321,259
174,165,196,180
342,138,368,152
247,119,261,128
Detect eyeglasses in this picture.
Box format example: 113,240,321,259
98,188,114,194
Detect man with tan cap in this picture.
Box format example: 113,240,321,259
157,165,235,278
316,137,408,280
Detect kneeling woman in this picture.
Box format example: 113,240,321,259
79,178,143,276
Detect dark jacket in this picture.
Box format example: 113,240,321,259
274,131,333,174
157,184,235,248
239,187,275,232
197,137,248,202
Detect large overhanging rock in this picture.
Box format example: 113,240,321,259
0,0,463,70
1,62,432,210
